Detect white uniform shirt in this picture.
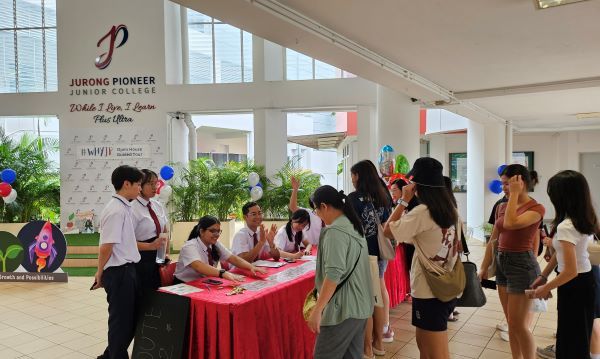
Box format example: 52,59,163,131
300,207,323,245
274,225,304,252
131,197,168,241
231,226,271,258
552,218,592,273
174,238,232,282
99,194,141,269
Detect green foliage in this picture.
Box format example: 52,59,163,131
171,158,266,222
482,222,494,235
259,157,322,220
0,244,24,271
0,128,60,223
171,157,321,221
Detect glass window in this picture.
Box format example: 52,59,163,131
286,49,355,80
0,0,57,93
187,9,252,84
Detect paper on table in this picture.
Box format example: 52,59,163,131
253,260,286,268
301,255,317,261
240,280,279,291
160,283,204,296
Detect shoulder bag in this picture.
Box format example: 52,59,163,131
413,220,466,303
456,226,487,307
370,202,396,260
588,234,600,265
303,247,362,321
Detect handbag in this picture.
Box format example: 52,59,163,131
370,202,396,260
588,234,600,265
303,249,362,321
456,231,486,307
159,262,177,287
413,220,466,303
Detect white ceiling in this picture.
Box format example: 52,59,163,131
174,0,600,131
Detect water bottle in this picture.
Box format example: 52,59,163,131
155,233,168,264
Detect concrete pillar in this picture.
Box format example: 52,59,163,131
428,134,447,169
253,109,287,177
467,120,485,235
376,85,420,168
356,105,377,163
252,35,265,82
480,121,506,240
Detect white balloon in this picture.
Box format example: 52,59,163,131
248,172,260,187
3,189,17,204
250,186,263,201
158,185,172,203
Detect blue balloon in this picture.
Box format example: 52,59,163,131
1,169,16,184
497,165,507,176
381,145,394,153
160,165,174,181
489,180,503,194
256,182,262,188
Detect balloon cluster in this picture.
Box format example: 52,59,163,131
248,172,263,201
378,145,411,187
0,169,17,204
155,165,174,203
488,165,506,194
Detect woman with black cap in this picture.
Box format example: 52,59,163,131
383,157,462,359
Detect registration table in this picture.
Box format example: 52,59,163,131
183,260,317,359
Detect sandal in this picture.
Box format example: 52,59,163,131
448,316,459,322
453,310,459,316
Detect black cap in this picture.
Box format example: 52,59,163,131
406,157,445,187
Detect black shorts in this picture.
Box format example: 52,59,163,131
412,297,457,332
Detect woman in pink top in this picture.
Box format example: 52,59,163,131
479,164,545,359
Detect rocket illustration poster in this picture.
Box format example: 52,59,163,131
17,221,67,273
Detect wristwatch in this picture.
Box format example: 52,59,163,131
219,269,226,278
397,198,409,207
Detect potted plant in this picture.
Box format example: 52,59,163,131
0,129,60,233
482,222,494,243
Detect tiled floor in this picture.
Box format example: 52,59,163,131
0,240,557,358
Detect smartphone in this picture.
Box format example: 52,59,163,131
90,281,97,291
283,258,295,263
203,278,223,285
481,279,497,290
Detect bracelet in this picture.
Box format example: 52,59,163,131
397,198,409,207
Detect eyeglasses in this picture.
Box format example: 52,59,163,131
207,229,222,235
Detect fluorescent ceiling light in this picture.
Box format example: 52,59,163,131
576,112,600,119
535,0,589,9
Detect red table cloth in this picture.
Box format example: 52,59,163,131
184,260,316,359
384,244,410,307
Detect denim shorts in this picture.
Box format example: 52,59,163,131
378,259,388,278
496,251,540,294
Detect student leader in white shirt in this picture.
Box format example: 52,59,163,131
131,169,168,291
93,165,143,359
289,176,323,246
231,202,280,262
274,208,312,259
174,216,267,283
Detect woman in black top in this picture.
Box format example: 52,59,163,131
348,160,392,358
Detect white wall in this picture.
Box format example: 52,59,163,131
196,131,248,154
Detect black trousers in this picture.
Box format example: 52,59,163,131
100,263,140,359
135,238,161,292
556,270,595,359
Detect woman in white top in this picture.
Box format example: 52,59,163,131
275,209,312,259
383,157,460,359
532,170,598,359
132,169,168,291
174,216,267,284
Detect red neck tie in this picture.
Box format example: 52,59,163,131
147,202,162,237
207,246,215,266
253,232,258,246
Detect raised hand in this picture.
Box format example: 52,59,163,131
291,176,300,191
508,175,524,194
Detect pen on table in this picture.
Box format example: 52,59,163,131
204,284,211,292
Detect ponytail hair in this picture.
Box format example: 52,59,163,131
286,209,310,248
188,215,222,263
311,185,364,236
187,215,221,241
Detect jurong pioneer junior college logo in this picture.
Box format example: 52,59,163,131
95,24,129,69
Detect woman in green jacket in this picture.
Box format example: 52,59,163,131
308,185,374,359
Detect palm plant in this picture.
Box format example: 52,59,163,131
0,128,60,223
259,156,321,219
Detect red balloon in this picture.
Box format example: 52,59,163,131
155,179,165,194
0,182,11,197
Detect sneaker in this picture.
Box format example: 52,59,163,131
536,344,556,359
499,331,509,342
382,328,395,343
496,323,508,332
